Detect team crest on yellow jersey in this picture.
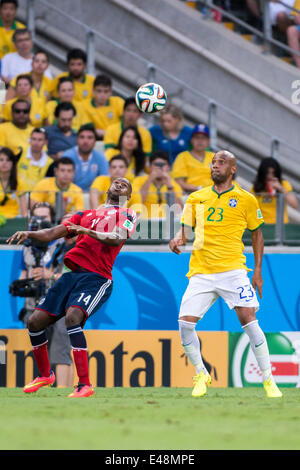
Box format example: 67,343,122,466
229,198,238,208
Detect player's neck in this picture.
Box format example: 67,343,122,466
213,180,234,194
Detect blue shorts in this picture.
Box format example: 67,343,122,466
35,271,113,326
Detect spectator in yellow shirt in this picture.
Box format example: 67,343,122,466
130,150,183,219
30,156,84,216
81,74,124,140
252,157,298,224
107,125,146,183
90,154,128,209
52,48,94,102
0,99,33,157
104,96,152,159
46,77,88,132
17,127,52,191
6,51,55,102
0,146,27,217
1,74,48,127
0,0,25,58
172,124,214,194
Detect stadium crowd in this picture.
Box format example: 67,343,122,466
0,0,297,227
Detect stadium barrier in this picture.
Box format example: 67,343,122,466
1,330,300,388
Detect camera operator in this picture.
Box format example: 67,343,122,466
17,202,74,387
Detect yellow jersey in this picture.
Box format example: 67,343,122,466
172,150,214,188
0,20,25,59
52,72,94,101
251,180,292,224
130,175,182,219
0,178,27,218
10,73,55,102
90,175,111,206
0,122,33,156
2,96,47,127
181,184,264,277
17,148,53,191
104,121,152,159
46,99,89,132
31,177,84,213
81,96,125,131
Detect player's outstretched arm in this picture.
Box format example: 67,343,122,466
66,222,126,246
6,224,68,246
251,228,264,298
169,225,192,255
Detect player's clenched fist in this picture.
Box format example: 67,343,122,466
6,231,29,245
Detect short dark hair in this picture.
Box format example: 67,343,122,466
31,127,48,139
123,96,138,111
16,74,33,87
56,157,75,169
57,76,74,92
93,74,112,89
0,0,18,7
12,28,31,43
33,50,49,62
149,150,170,165
109,154,129,168
12,99,31,112
77,124,97,139
54,101,76,118
31,202,56,224
67,48,87,64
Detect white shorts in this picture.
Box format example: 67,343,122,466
269,0,294,25
179,269,259,319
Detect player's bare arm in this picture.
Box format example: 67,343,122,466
6,224,68,246
66,222,126,246
251,228,264,298
169,224,193,254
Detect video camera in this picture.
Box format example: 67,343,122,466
9,215,53,299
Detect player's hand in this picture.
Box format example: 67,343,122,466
66,222,87,235
32,267,52,281
6,231,29,245
252,268,263,299
169,237,184,255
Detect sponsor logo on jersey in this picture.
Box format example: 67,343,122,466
123,219,134,231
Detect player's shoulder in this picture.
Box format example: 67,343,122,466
234,184,258,201
120,206,137,222
186,185,212,203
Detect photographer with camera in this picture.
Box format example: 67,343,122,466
11,202,74,387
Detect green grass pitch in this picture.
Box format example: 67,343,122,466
1,387,300,450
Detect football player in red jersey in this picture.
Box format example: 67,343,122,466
7,177,136,397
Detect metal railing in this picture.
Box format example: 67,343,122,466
23,0,300,169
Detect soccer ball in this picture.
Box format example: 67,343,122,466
135,82,167,114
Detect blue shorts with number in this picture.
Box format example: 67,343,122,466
35,270,113,325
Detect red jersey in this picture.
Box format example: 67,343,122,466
62,205,136,280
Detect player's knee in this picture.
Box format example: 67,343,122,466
27,312,43,331
65,307,85,328
179,319,197,344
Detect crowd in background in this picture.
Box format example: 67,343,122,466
0,0,297,227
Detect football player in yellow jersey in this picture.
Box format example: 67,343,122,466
6,51,54,102
0,0,25,58
90,155,128,209
81,74,124,140
170,150,282,399
172,124,214,193
52,48,94,102
1,74,48,127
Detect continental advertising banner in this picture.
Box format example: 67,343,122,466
0,330,228,388
229,332,300,387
